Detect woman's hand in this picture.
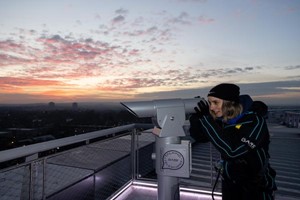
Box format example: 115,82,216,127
194,99,209,118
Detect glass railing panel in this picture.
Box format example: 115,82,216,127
0,164,30,200
135,131,156,180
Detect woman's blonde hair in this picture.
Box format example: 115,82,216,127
210,100,243,122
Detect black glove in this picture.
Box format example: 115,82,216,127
194,99,209,118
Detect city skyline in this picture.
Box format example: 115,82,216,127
0,0,300,105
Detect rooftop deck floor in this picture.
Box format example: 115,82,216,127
114,123,300,200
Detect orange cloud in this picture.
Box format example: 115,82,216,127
0,77,66,95
0,77,63,87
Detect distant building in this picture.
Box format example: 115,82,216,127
284,112,300,128
33,135,55,143
72,102,78,110
2,128,38,149
48,102,55,108
0,131,14,150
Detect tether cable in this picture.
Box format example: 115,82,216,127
212,168,221,200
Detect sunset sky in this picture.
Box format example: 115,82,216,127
0,0,299,105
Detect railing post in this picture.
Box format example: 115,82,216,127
29,162,33,200
42,158,46,200
131,128,138,181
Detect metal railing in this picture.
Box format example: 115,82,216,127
0,124,153,199
0,123,219,200
0,124,151,163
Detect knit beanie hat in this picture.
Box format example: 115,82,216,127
207,83,240,102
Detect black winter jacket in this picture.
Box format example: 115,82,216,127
189,97,277,191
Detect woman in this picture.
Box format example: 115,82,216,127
189,83,277,200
